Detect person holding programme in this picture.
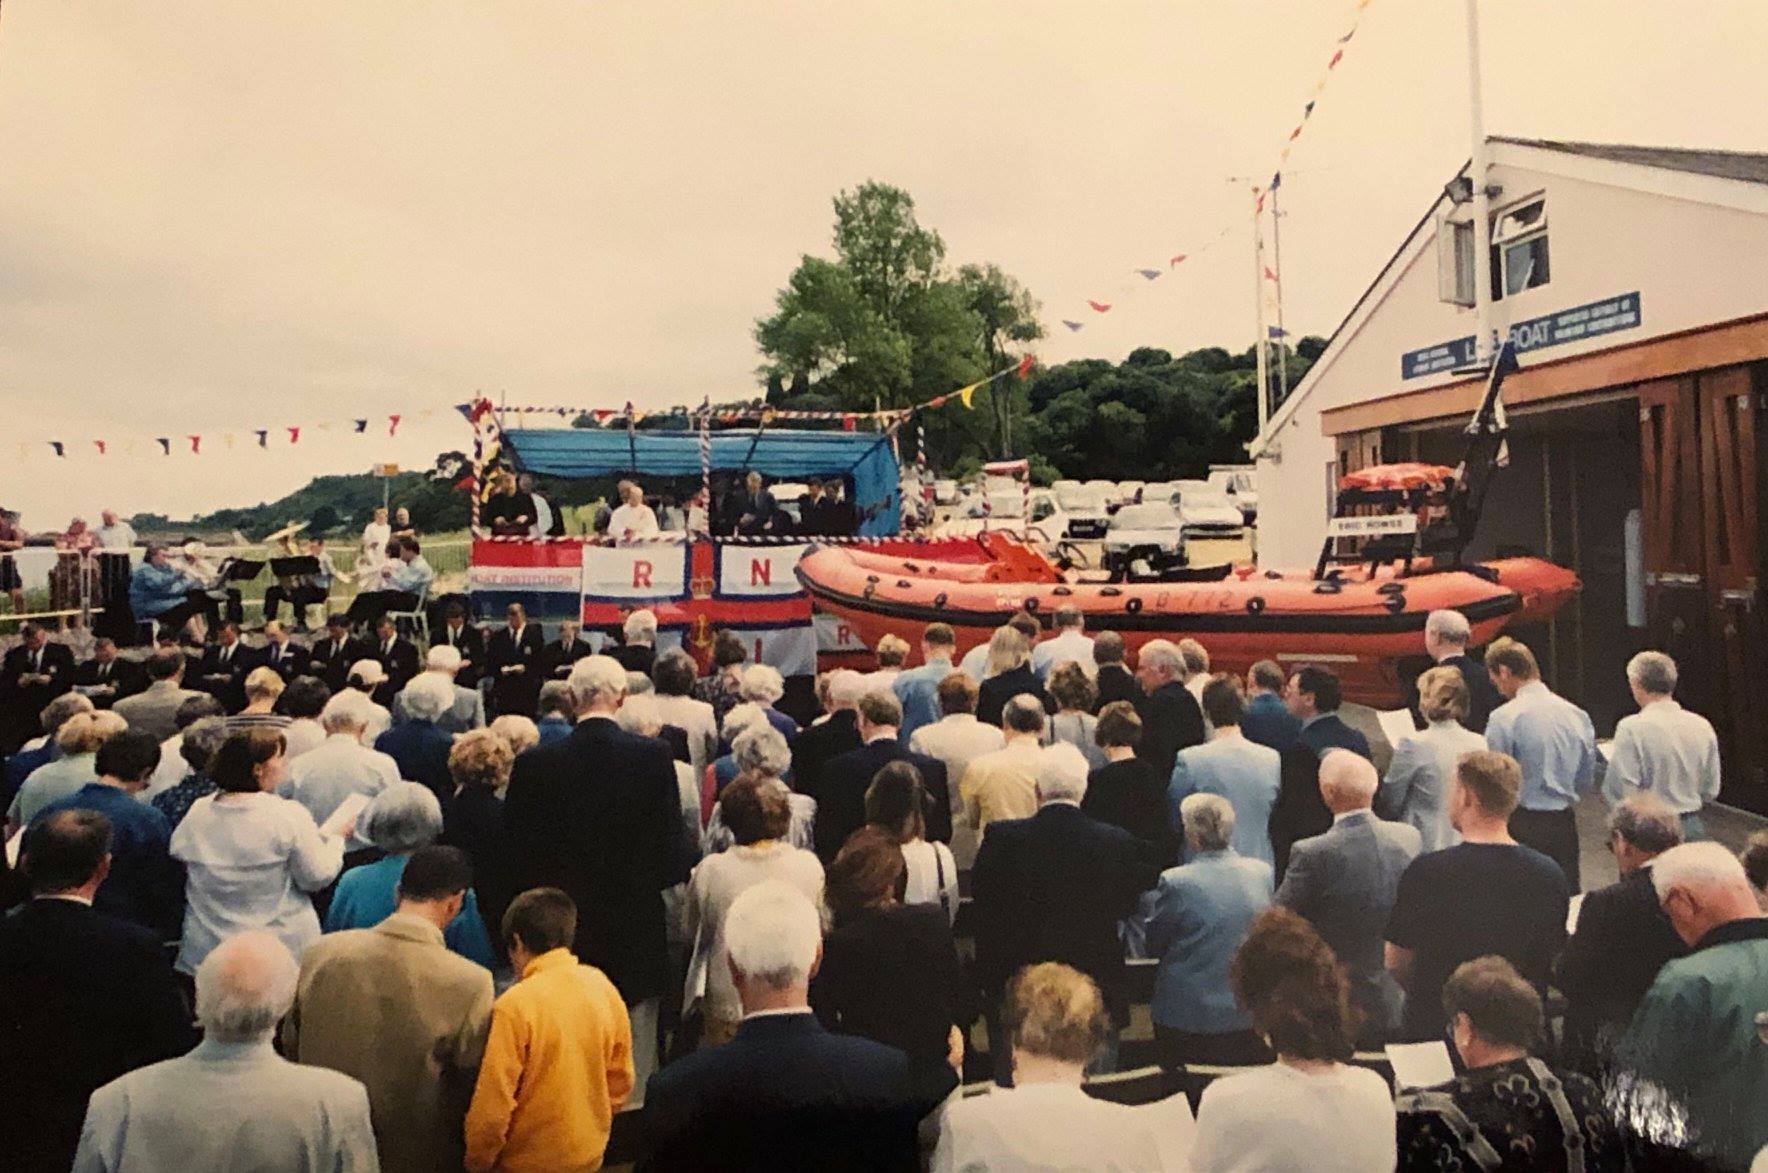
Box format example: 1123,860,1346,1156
169,730,354,976
1396,956,1622,1172
1601,650,1721,840
1379,665,1486,852
932,962,1194,1173
1189,908,1397,1173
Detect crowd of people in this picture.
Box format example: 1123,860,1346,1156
0,591,1762,1172
484,472,864,543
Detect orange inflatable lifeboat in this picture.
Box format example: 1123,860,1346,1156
801,535,1580,709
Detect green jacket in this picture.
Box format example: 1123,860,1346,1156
1617,916,1768,1168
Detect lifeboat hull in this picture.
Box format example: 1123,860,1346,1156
799,541,1579,708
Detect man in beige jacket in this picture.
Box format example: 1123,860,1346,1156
284,845,495,1173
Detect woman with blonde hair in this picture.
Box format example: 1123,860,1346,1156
442,728,515,893
976,625,1048,727
1379,665,1486,852
226,667,290,734
864,633,911,693
487,713,539,758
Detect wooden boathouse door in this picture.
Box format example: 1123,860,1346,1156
1637,367,1766,808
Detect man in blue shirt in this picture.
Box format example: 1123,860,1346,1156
346,535,434,627
892,622,957,742
30,729,182,940
1483,637,1599,891
128,544,217,636
1241,660,1302,754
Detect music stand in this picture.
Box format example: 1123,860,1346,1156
269,556,321,579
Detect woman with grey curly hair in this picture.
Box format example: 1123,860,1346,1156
322,781,496,967
701,726,816,855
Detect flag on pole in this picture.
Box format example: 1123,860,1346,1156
1267,326,1289,339
1264,266,1279,282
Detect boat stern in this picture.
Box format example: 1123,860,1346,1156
1482,557,1582,624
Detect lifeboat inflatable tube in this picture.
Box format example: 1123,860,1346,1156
798,536,1580,708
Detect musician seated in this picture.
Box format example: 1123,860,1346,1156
73,637,147,708
264,536,339,632
127,545,219,639
345,536,434,627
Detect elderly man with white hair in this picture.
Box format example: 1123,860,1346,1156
972,742,1160,1078
1617,841,1768,1168
1132,638,1206,779
959,693,1049,843
281,690,400,834
392,643,486,734
1602,650,1721,840
790,667,865,791
500,654,696,1106
1146,792,1274,1068
1407,608,1503,733
1275,749,1420,1043
611,607,659,675
643,880,923,1169
73,932,378,1173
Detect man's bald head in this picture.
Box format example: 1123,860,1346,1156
1318,749,1378,815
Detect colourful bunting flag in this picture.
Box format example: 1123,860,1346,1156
156,438,171,456
1328,48,1344,68
1136,268,1161,280
93,440,106,455
841,414,856,431
223,433,236,449
1170,254,1186,267
48,441,64,457
1264,265,1279,282
1087,300,1112,313
254,429,269,448
1303,100,1316,116
1062,320,1084,332
956,383,980,408
1288,125,1303,141
388,413,401,436
287,426,301,444
187,435,202,454
1015,354,1035,379
353,419,369,433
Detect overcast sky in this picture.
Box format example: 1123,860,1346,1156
0,1,1761,524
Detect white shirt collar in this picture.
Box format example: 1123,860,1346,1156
38,893,93,906
743,1006,814,1021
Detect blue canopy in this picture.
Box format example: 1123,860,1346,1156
500,426,901,535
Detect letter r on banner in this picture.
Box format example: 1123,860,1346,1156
632,560,653,589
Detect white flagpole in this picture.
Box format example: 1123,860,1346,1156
1466,0,1495,366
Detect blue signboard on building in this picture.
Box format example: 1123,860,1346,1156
1401,292,1642,380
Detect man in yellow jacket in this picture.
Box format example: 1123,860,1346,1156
465,887,635,1172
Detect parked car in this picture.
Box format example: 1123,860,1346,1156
1101,501,1185,579
938,490,1067,542
1116,480,1147,507
1173,481,1247,539
933,478,960,505
1053,481,1110,539
1208,467,1259,525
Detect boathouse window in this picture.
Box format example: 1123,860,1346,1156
1492,197,1550,298
1438,217,1476,307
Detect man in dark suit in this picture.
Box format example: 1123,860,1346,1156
1556,795,1688,1067
1242,659,1304,753
0,809,196,1172
1275,750,1421,1044
308,613,366,692
485,603,546,717
1090,632,1144,714
1404,609,1504,733
0,623,77,752
73,637,146,709
970,744,1159,1078
367,614,420,707
257,621,310,682
796,478,835,537
1272,665,1373,881
610,609,659,676
192,620,259,713
791,670,864,798
734,471,780,537
1131,639,1205,779
813,692,950,862
539,618,596,683
432,600,485,688
499,655,694,1099
641,881,925,1172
